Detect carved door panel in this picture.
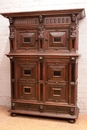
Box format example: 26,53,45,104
44,29,69,51
12,58,39,102
16,30,38,50
44,58,70,104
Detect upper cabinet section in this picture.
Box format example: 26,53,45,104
1,9,85,52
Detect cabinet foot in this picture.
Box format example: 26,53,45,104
68,119,76,123
11,113,17,117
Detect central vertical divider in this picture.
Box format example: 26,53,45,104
40,61,43,101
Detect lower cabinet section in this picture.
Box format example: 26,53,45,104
9,55,79,123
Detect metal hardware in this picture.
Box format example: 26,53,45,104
45,81,48,84
12,79,15,82
26,105,29,108
26,98,29,100
39,56,43,60
35,80,38,83
55,82,58,84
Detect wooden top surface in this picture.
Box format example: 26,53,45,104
1,8,85,20
6,51,80,57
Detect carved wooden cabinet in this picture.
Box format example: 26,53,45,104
1,9,85,123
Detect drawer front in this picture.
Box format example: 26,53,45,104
12,103,75,116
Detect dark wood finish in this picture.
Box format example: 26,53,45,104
1,9,85,123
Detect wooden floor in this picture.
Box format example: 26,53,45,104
0,106,87,130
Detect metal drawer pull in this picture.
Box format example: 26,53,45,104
55,82,58,84
45,81,48,84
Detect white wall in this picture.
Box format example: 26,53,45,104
0,0,87,113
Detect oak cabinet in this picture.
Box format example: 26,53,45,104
1,9,85,123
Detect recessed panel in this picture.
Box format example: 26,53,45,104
18,60,38,81
48,30,69,50
45,84,68,103
53,89,61,96
23,37,31,43
54,71,61,77
18,83,38,101
17,30,37,49
54,37,61,43
24,69,31,75
24,86,31,94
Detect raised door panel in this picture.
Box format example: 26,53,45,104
12,58,39,102
45,59,69,104
18,82,37,101
44,29,69,51
16,30,38,50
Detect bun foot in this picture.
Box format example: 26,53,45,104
68,119,76,123
11,113,17,117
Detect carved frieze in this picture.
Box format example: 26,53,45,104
14,18,38,26
14,17,71,26
45,17,71,24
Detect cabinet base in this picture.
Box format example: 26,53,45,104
9,107,79,123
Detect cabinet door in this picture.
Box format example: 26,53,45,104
44,58,70,104
44,29,69,51
12,58,39,102
16,30,38,50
